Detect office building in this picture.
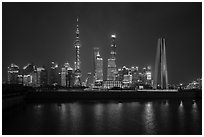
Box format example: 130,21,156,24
61,62,73,87
31,67,38,87
146,66,152,85
7,63,20,84
61,68,66,87
131,66,139,84
107,34,117,81
37,67,47,87
93,47,103,85
103,80,122,89
48,62,59,86
22,63,36,86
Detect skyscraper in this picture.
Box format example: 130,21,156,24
61,67,66,87
31,66,38,87
85,72,92,87
37,66,47,87
23,63,35,86
107,34,117,81
7,63,20,84
131,66,139,84
48,62,59,86
73,18,82,87
93,47,103,83
93,47,99,82
153,38,168,89
61,62,73,87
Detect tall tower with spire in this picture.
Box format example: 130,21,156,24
73,17,82,87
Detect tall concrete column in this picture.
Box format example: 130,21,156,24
153,38,168,89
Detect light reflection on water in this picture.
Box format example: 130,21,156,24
178,100,185,134
3,100,202,135
58,103,69,134
159,100,169,133
106,102,123,134
69,102,82,134
191,101,200,133
93,103,104,133
142,102,157,134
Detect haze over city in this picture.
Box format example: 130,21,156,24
3,2,202,84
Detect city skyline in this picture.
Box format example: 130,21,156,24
3,2,202,84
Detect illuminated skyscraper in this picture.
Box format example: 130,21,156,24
107,34,117,81
23,63,35,86
48,62,59,86
141,66,152,86
37,66,47,87
21,63,38,87
131,66,139,84
31,66,38,87
61,68,66,87
73,18,82,87
85,72,92,87
146,66,152,86
93,47,99,82
61,62,73,87
7,63,20,84
93,47,103,83
153,38,168,89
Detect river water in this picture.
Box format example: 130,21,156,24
3,99,202,135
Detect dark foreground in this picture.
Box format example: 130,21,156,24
3,99,202,135
26,89,201,101
2,86,202,135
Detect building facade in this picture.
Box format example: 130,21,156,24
48,62,59,86
107,34,117,81
94,47,103,83
37,67,47,87
61,63,74,87
103,80,122,89
23,63,36,86
7,63,20,84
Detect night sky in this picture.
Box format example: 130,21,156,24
2,2,202,84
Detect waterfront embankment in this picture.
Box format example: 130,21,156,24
2,84,201,110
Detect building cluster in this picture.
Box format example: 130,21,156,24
7,62,59,87
7,63,153,89
7,61,79,88
90,34,153,89
182,78,202,90
6,18,201,90
7,33,153,89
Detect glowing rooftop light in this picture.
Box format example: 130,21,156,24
111,34,116,38
23,63,31,70
37,67,45,71
68,67,73,70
